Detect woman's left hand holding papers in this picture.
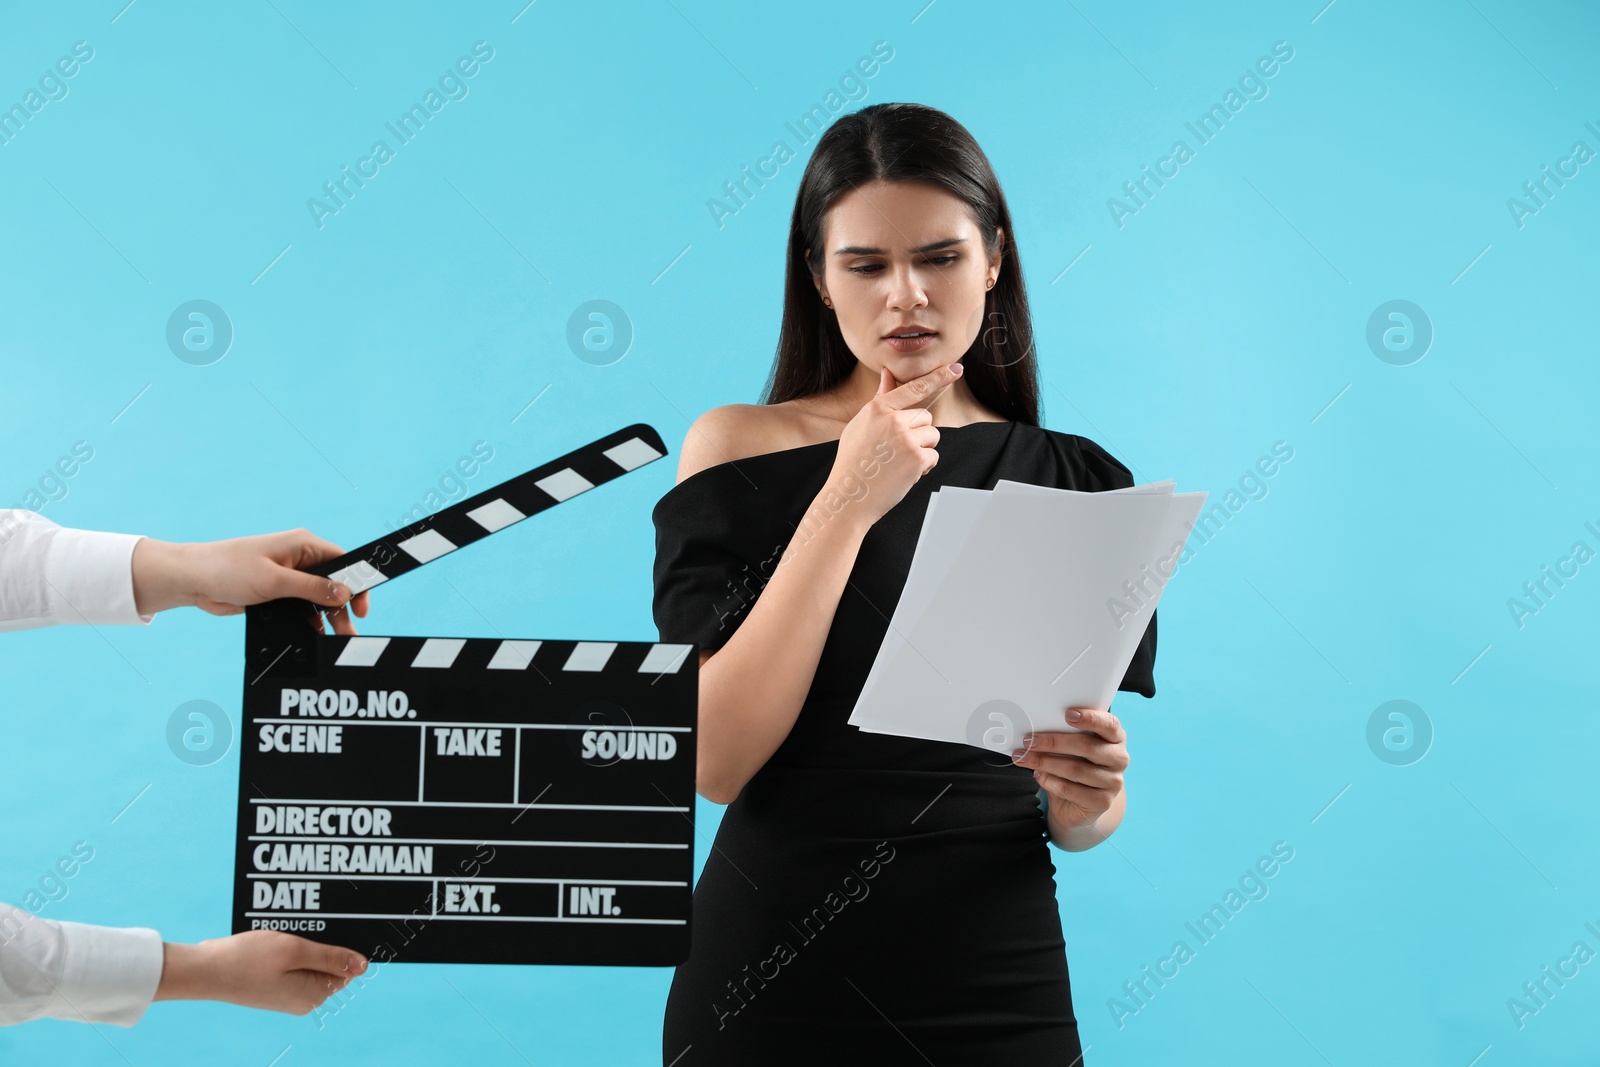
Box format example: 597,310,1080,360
1011,706,1130,850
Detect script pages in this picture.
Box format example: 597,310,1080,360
847,478,1207,754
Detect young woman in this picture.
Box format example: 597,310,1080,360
651,102,1156,1064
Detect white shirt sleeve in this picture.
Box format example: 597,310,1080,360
0,904,164,1027
0,509,153,632
0,512,165,1025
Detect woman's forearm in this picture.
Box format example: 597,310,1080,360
694,486,872,803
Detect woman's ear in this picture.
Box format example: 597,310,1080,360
990,227,1006,285
807,251,830,305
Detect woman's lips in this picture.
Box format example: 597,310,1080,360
883,331,938,352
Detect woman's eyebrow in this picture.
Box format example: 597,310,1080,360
833,236,967,256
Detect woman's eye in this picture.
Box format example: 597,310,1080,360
847,256,959,275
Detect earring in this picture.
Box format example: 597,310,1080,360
985,278,995,290
823,297,832,307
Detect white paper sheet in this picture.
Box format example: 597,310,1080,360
848,480,1206,756
854,480,1177,712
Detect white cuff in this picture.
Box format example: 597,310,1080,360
43,530,154,627
54,922,164,1027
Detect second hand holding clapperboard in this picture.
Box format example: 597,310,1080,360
231,424,697,967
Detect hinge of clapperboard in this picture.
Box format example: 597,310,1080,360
243,423,671,680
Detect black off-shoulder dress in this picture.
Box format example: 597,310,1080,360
651,420,1157,1066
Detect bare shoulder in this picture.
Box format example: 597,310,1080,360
676,403,809,485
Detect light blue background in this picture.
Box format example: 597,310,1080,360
2,1,1596,1064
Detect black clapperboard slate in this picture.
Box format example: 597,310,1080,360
230,424,697,967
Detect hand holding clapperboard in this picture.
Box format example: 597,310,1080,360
232,425,698,967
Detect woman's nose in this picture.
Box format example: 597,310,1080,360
885,265,929,311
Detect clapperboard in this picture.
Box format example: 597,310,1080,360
231,424,697,967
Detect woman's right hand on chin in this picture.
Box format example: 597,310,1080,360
830,362,964,528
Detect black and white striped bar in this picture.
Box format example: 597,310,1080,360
330,636,693,676
316,423,668,596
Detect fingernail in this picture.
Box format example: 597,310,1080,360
1011,749,1027,764
1066,708,1082,723
1023,734,1037,748
951,362,964,377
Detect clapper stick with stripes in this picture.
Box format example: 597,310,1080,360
232,424,699,967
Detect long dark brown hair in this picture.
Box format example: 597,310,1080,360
759,102,1041,426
